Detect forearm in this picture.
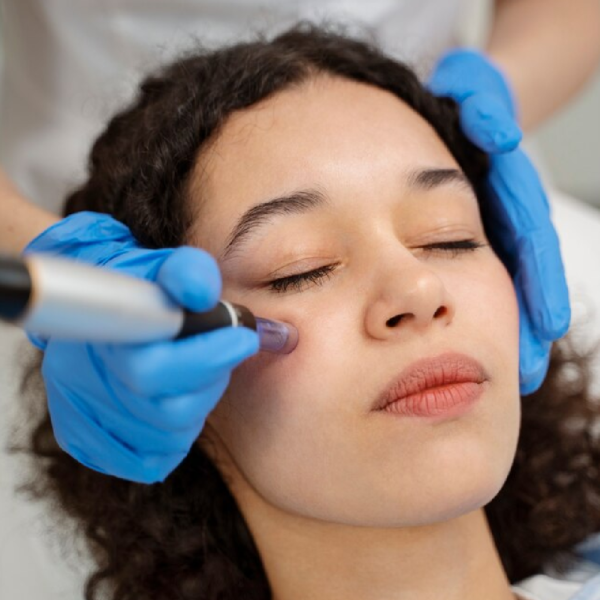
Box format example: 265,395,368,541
486,0,600,131
0,168,58,253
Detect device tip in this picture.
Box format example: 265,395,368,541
255,318,298,354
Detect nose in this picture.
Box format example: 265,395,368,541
365,263,455,341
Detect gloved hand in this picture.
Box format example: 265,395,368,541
428,48,571,395
24,211,259,483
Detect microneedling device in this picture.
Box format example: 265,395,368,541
0,253,298,354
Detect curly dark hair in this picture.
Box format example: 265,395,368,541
8,22,600,600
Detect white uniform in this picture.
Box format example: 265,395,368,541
0,0,464,216
1,2,600,599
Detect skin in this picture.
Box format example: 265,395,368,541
487,0,600,130
186,75,522,600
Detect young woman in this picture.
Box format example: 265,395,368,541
12,23,600,600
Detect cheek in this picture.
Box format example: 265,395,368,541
461,256,519,359
448,254,520,398
204,299,360,518
206,297,357,457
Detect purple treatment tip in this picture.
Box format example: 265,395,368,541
255,317,298,354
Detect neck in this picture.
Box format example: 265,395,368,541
229,470,517,600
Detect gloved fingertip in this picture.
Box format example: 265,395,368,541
218,326,261,364
492,123,522,152
226,326,261,359
181,326,260,367
157,246,222,311
519,343,551,396
542,303,571,341
460,95,522,153
140,452,189,484
519,374,543,396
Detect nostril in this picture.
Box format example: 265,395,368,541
386,307,446,327
386,315,403,327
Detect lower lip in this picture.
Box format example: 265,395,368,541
380,381,485,421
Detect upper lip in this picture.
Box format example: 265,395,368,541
372,352,489,411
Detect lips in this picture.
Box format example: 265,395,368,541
372,352,489,412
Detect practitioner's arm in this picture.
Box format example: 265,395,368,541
487,0,600,131
0,168,58,253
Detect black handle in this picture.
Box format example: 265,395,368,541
0,254,32,321
177,301,257,339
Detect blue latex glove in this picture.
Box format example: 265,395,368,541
428,48,571,395
24,212,259,483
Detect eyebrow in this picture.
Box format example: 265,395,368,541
220,168,474,260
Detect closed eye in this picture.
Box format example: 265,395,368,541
422,238,487,257
267,239,487,294
268,264,337,294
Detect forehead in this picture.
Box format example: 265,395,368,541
189,76,460,250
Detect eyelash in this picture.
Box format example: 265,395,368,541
267,239,487,294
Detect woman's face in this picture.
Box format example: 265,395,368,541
188,76,521,528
